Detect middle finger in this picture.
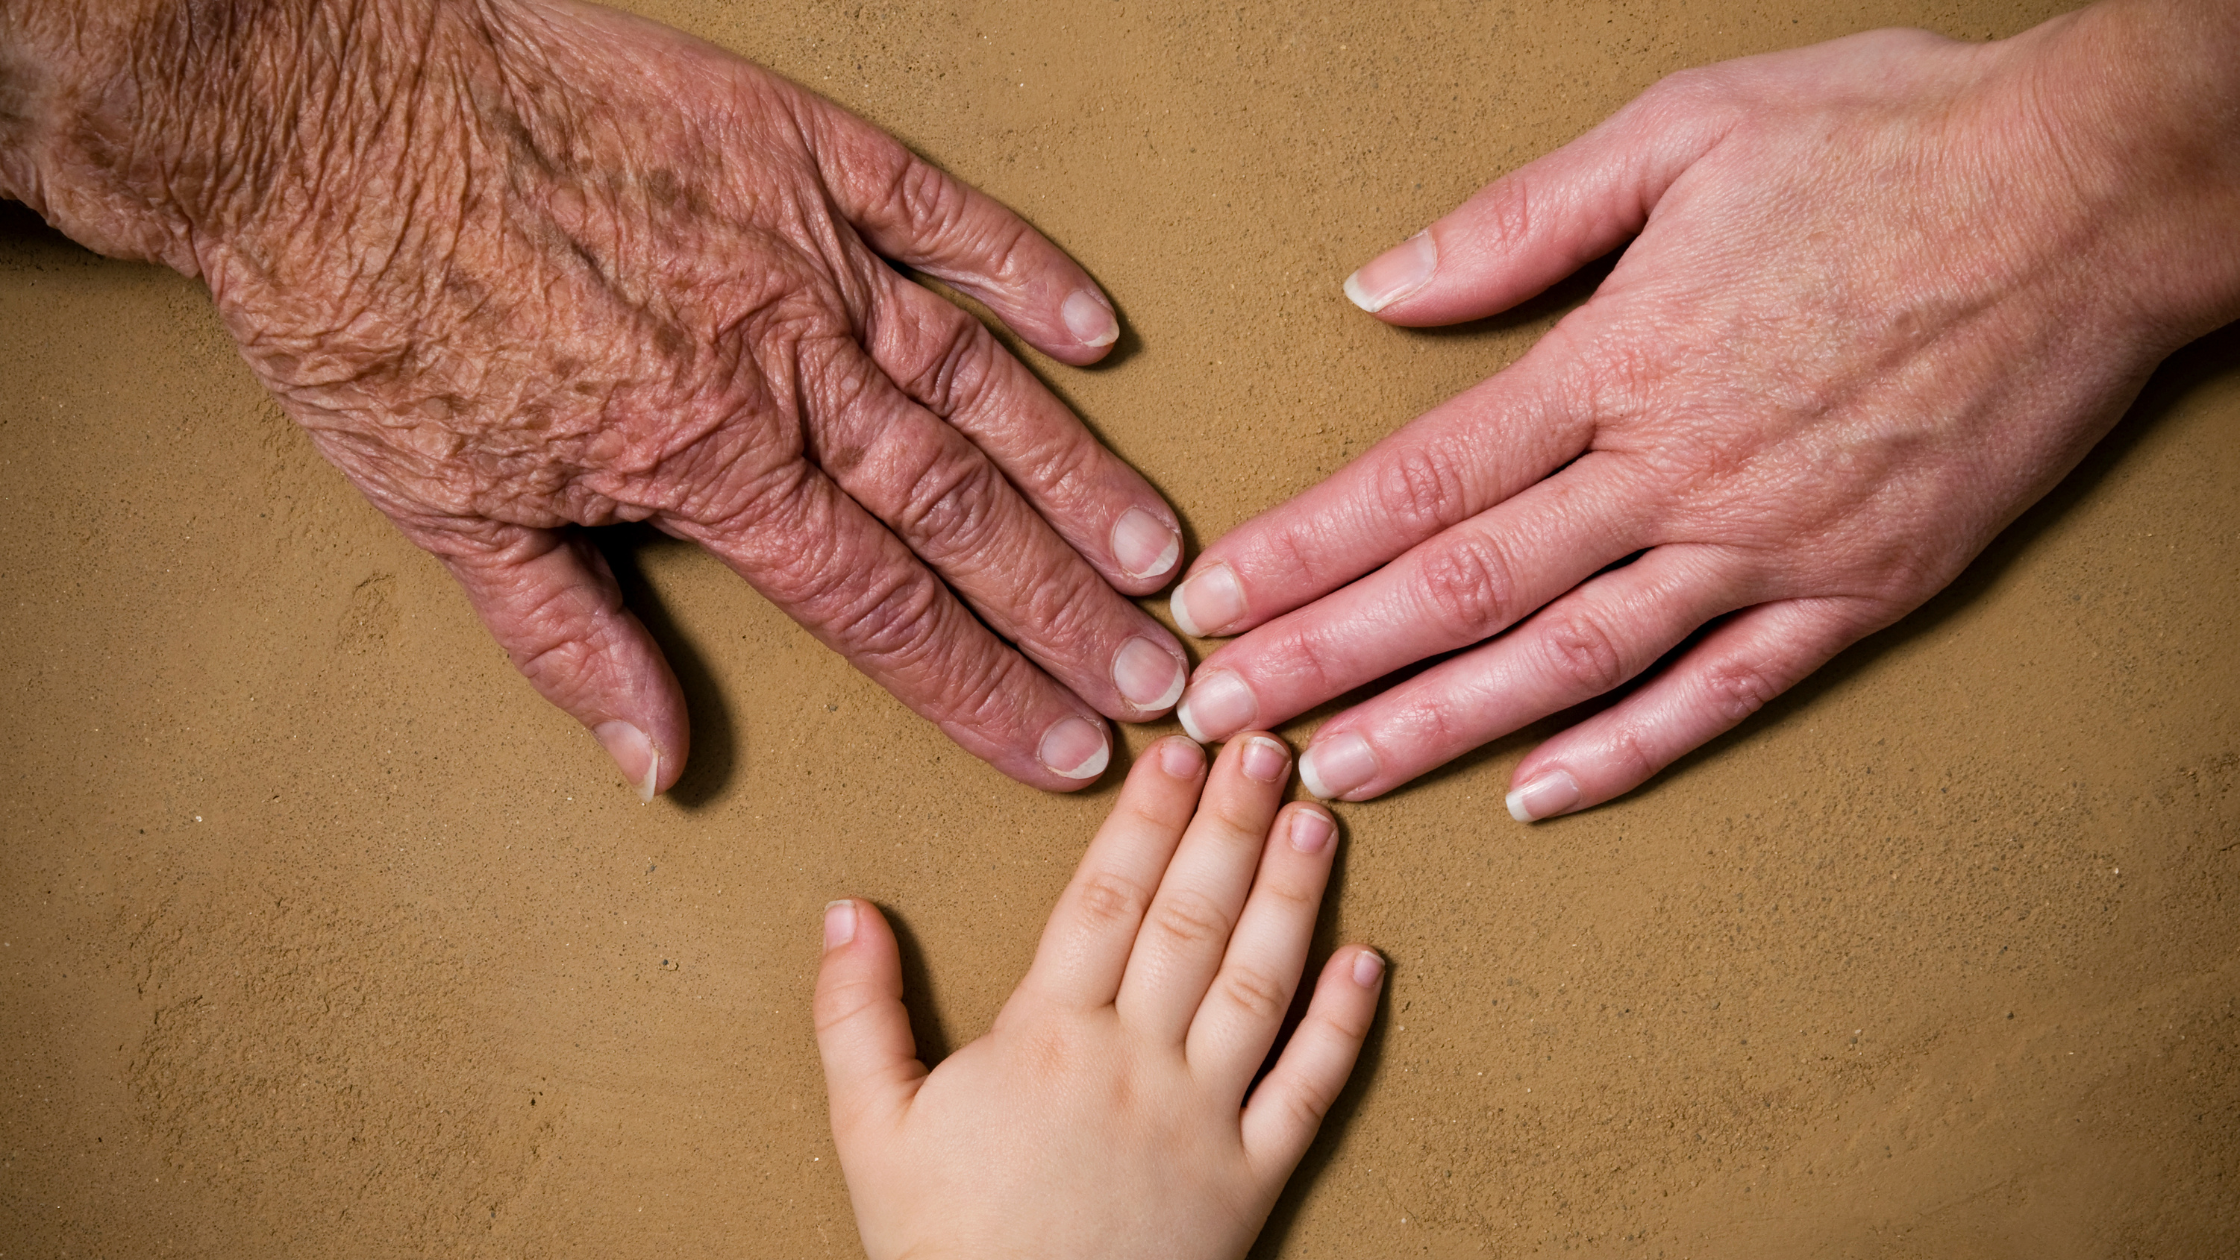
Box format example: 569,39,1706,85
805,336,1189,722
1177,461,1642,744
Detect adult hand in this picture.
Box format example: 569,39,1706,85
1169,0,2240,818
815,734,1381,1260
0,0,1189,796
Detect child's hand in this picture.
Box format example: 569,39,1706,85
815,733,1383,1260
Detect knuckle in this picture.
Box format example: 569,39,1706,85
896,449,1010,561
1216,964,1293,1023
1413,532,1520,641
830,569,949,668
1278,1075,1339,1131
1537,610,1629,695
1149,890,1232,950
892,307,995,417
1073,870,1149,929
888,155,970,242
812,975,886,1037
1603,721,1661,786
1702,656,1782,725
1372,445,1471,537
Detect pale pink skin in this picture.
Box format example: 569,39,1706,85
1172,0,2240,818
815,734,1382,1260
0,0,1189,795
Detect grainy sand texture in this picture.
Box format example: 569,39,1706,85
4,0,2237,1255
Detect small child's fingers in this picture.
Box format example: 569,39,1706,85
1018,737,1207,1010
1184,804,1338,1094
814,899,929,1145
1116,733,1293,1042
1239,946,1384,1178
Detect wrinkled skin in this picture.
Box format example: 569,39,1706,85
0,0,1190,794
1170,0,2240,817
816,735,1380,1260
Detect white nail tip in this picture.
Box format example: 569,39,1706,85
1298,752,1335,801
638,748,661,804
1342,272,1385,313
1169,589,1205,638
1147,668,1186,712
1052,741,1111,780
1504,787,1532,823
1176,695,1211,744
1135,532,1181,581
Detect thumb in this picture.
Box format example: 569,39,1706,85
814,899,928,1143
1342,72,1738,324
422,522,689,799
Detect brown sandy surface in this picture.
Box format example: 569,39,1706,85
4,0,2237,1255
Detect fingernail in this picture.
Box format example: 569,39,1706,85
1040,714,1111,780
1240,735,1290,783
1170,563,1246,638
1157,736,1205,779
1175,668,1257,743
1113,637,1186,711
1062,289,1119,347
1289,808,1334,854
1505,770,1581,822
1351,948,1384,987
1298,731,1377,800
823,899,858,951
1343,231,1437,313
593,720,662,802
1111,507,1182,581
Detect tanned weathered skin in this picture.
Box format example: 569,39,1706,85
0,0,1189,795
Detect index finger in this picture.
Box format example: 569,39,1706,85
804,96,1123,367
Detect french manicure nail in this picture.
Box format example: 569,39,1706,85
823,899,858,951
1240,735,1290,783
1157,737,1205,779
1343,231,1437,313
1040,714,1111,780
593,720,662,802
1505,770,1581,822
1351,949,1384,987
1289,809,1334,854
1175,668,1258,743
1298,731,1378,800
1113,637,1186,711
1111,507,1182,581
1170,563,1246,638
1062,289,1119,347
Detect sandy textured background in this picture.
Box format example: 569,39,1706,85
4,0,2236,1255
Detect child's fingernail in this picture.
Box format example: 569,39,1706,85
1158,737,1205,779
1289,808,1334,854
1351,948,1384,987
823,900,858,951
1505,770,1581,822
1343,231,1437,313
1111,507,1181,581
1113,636,1186,711
1299,732,1377,800
1169,563,1245,638
1040,715,1112,780
1176,668,1257,743
1063,288,1119,347
1240,735,1290,783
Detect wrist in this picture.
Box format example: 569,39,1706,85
0,0,457,277
2003,0,2240,346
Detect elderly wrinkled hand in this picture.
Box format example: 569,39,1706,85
1169,0,2240,817
0,0,1190,795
